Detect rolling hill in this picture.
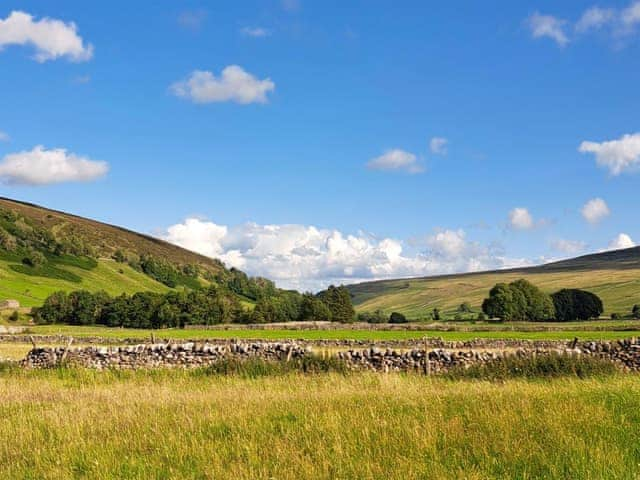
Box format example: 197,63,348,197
347,248,640,318
0,197,251,307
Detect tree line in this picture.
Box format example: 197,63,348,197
34,284,355,328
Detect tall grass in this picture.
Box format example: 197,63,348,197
0,368,639,478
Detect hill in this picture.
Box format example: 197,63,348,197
0,197,262,307
347,248,640,318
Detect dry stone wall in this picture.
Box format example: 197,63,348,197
17,338,640,373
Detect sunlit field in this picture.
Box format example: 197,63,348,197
0,368,638,479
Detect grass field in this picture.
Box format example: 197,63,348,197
26,324,640,341
0,369,638,479
349,267,640,318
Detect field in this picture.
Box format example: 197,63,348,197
349,265,640,318
21,323,640,342
0,368,638,479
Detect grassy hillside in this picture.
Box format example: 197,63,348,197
349,247,640,318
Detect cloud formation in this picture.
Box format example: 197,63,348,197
429,137,448,155
0,131,9,142
607,233,635,250
170,66,275,104
527,12,569,46
241,27,271,38
579,132,640,175
161,219,529,290
550,238,587,254
508,208,535,230
581,198,610,224
366,149,424,174
0,11,93,62
0,146,108,185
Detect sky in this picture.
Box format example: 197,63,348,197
0,0,639,291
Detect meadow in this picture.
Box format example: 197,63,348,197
26,323,640,342
0,368,639,479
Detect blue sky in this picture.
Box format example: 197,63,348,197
0,1,639,290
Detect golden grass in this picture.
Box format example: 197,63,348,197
0,370,639,479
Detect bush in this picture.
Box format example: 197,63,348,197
432,308,441,321
482,279,555,321
8,310,19,322
551,289,604,321
632,305,640,320
443,353,617,381
389,312,408,323
358,310,386,323
21,249,47,267
611,313,622,320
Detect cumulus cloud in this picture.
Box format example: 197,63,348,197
0,11,93,62
241,27,271,38
581,198,610,224
161,219,530,290
429,137,448,155
170,66,275,104
0,131,9,142
550,238,587,254
508,208,535,230
366,149,424,174
579,132,640,175
0,146,108,185
607,233,635,250
527,12,569,46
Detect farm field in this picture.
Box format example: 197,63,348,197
25,323,640,342
0,369,638,479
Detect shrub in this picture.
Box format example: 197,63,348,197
611,313,621,320
21,249,47,267
358,310,386,323
482,279,555,321
432,308,441,321
389,312,408,323
8,310,19,322
632,305,640,320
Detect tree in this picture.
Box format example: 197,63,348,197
358,310,386,323
34,291,71,324
632,305,640,320
389,312,408,323
8,310,19,322
432,308,441,321
458,302,472,313
300,294,332,321
318,285,355,323
551,289,604,321
482,279,555,321
22,249,47,268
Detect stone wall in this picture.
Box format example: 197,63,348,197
18,338,640,372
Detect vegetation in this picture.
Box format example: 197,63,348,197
482,279,555,321
633,304,640,319
552,289,604,321
0,369,639,478
317,285,355,323
34,284,355,327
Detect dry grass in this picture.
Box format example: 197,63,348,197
0,369,639,478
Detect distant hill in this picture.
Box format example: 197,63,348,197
347,248,640,318
0,197,261,307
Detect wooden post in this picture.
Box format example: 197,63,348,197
29,335,37,349
571,337,578,349
60,337,74,364
286,346,293,362
423,337,431,376
151,332,156,344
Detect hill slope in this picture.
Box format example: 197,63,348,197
348,248,640,318
0,197,256,307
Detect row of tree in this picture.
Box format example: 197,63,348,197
34,285,356,328
481,279,604,321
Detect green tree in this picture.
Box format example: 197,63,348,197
482,279,555,321
389,312,408,323
632,305,640,320
432,308,441,321
551,289,604,321
318,285,355,323
34,291,70,324
300,294,332,321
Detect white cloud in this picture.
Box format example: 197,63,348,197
177,10,208,31
527,12,569,46
607,233,635,250
579,133,640,175
0,131,9,142
621,1,640,31
170,66,275,104
241,27,271,38
508,208,534,230
366,149,424,174
581,198,610,224
0,146,108,185
550,238,587,254
429,137,448,155
0,11,93,62
576,7,615,32
161,219,529,290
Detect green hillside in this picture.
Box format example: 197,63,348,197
0,197,263,308
348,248,640,318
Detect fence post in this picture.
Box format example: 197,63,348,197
423,337,431,376
60,337,74,364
